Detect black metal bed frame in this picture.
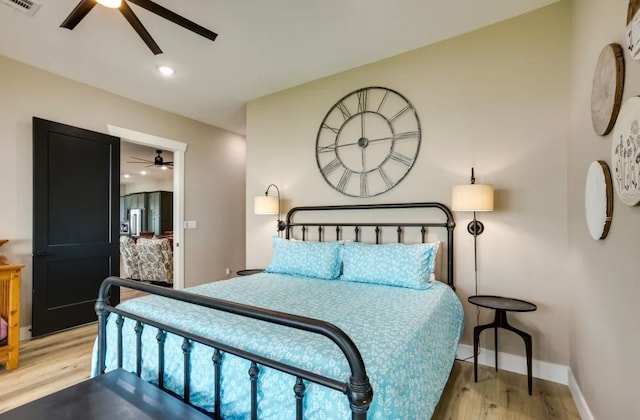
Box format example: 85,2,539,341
95,202,456,419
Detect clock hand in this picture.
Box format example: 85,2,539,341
317,141,361,153
333,140,361,149
322,136,392,152
367,136,393,143
343,135,394,148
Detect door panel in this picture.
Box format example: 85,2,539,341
32,117,120,337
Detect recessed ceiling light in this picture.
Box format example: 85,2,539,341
158,65,175,76
123,174,130,178
140,171,147,175
161,165,169,170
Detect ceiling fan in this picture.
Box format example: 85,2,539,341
127,149,174,169
60,0,218,55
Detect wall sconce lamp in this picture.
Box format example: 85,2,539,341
451,168,494,236
451,168,494,287
254,184,286,232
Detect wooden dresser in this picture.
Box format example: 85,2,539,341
0,239,23,370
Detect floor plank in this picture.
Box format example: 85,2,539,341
1,323,580,419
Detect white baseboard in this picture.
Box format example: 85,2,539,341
568,368,595,420
19,326,31,341
457,344,568,385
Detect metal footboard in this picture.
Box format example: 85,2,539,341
96,276,374,420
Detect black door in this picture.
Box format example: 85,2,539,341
32,117,120,337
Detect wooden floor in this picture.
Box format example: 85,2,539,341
433,360,580,419
0,323,580,419
0,323,97,414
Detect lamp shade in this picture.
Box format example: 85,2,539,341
451,184,494,212
254,195,279,215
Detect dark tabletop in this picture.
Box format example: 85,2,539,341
468,295,537,312
236,269,264,276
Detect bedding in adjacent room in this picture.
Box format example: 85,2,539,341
93,273,463,419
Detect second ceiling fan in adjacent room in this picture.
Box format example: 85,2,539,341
128,149,174,169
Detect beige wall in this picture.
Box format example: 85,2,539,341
568,0,640,418
0,55,246,328
247,2,571,366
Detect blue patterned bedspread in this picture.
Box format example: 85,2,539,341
92,274,463,419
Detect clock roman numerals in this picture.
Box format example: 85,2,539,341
376,90,389,113
377,167,394,190
360,172,369,197
321,158,342,176
388,151,414,167
389,105,410,122
336,102,352,120
337,169,353,192
321,123,340,134
394,130,419,141
357,89,368,113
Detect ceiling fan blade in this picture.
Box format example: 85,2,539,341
60,0,96,30
127,0,218,42
127,157,153,163
119,1,163,55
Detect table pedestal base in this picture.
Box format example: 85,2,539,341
473,309,533,395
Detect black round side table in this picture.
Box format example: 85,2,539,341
236,269,264,276
468,295,537,395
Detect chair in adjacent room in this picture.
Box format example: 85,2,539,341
119,236,141,280
136,237,173,284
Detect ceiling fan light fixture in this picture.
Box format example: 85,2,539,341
158,65,175,76
96,0,122,8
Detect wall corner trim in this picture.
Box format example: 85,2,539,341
568,368,595,420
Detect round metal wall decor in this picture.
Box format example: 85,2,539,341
585,160,613,240
590,43,625,136
611,96,640,206
315,86,421,198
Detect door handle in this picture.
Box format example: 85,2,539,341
34,251,48,257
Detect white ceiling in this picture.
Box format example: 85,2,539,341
0,0,558,135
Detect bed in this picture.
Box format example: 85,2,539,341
93,202,464,419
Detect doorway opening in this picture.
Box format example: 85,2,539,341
108,125,187,290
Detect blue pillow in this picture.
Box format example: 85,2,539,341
265,237,343,280
341,242,438,289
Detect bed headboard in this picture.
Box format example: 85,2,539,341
284,202,456,289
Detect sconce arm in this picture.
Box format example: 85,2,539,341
265,184,286,231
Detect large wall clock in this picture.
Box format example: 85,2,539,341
315,86,421,198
